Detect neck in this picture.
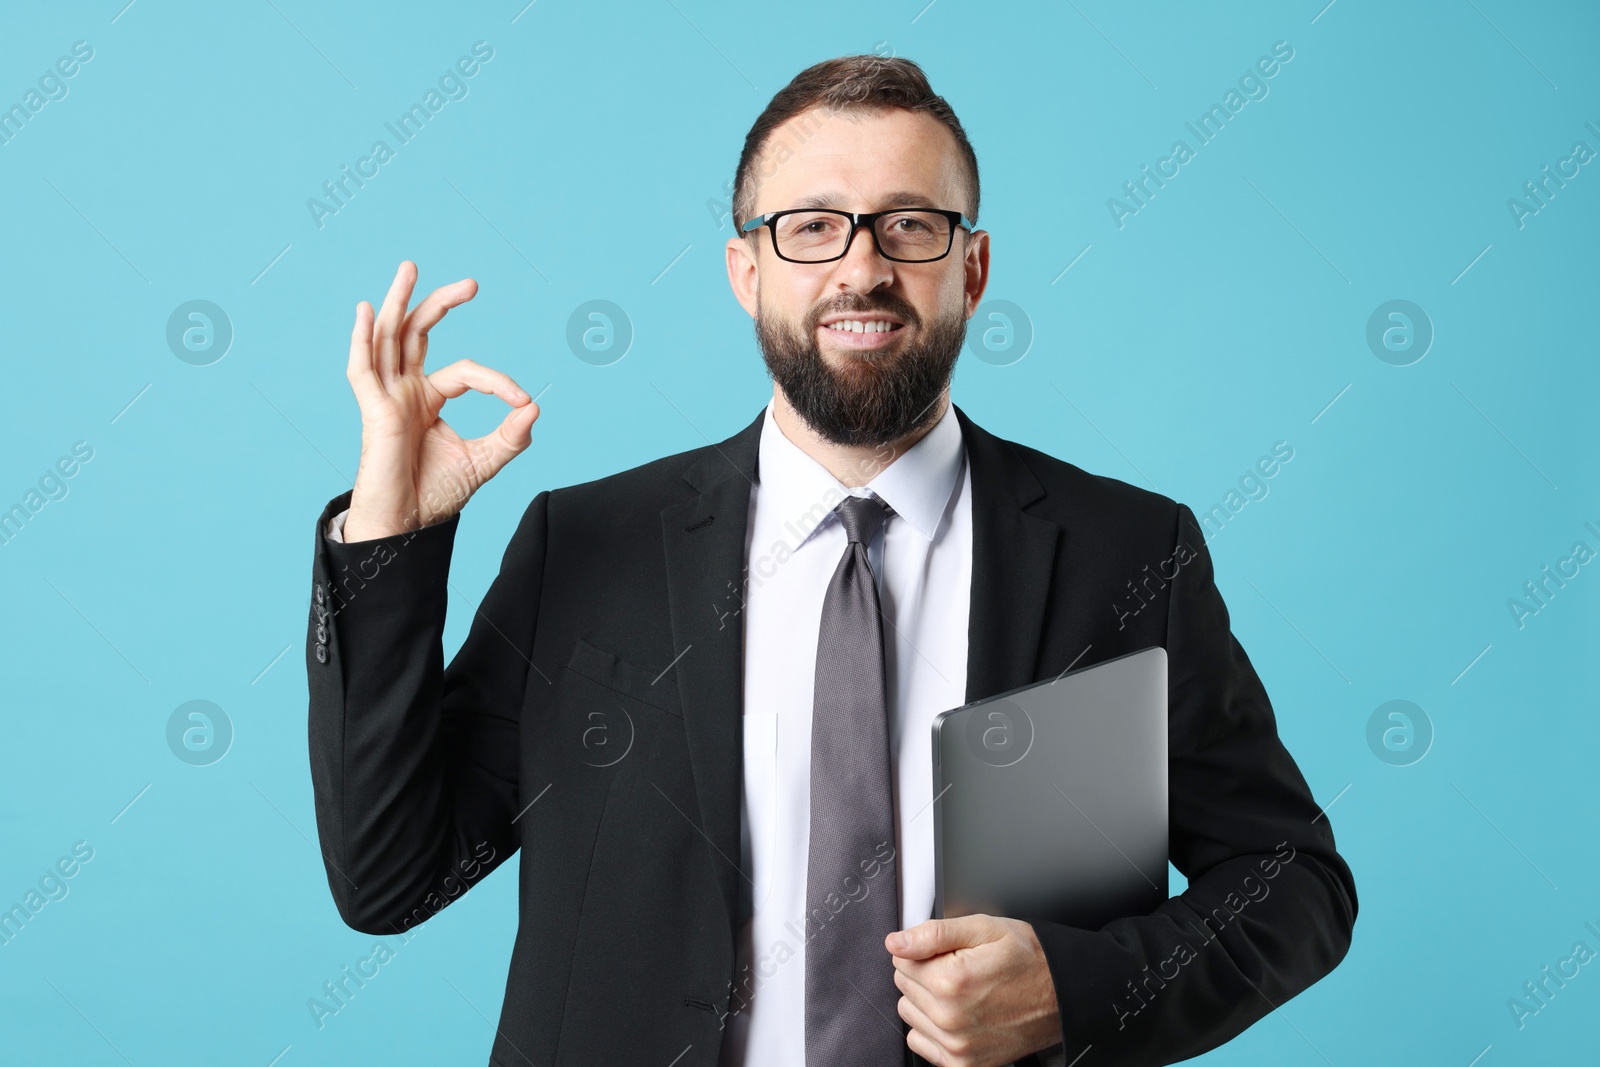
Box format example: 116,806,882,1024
770,386,949,488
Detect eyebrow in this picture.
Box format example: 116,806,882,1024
790,190,943,211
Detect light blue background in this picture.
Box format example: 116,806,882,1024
1,1,1595,1064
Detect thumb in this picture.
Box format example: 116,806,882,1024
886,915,995,960
474,401,539,479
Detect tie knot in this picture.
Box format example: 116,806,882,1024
834,493,890,546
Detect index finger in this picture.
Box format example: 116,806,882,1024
400,278,478,373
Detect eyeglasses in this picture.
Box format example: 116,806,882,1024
739,207,976,263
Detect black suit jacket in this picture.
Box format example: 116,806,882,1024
306,403,1356,1067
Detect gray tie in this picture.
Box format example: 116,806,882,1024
805,493,904,1066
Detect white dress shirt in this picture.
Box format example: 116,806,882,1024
722,397,972,1066
325,400,1065,1065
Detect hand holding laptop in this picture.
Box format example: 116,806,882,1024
887,913,1066,1065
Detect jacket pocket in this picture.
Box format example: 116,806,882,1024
564,636,682,717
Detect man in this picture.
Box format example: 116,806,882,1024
305,55,1356,1067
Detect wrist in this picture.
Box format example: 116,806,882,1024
341,506,413,543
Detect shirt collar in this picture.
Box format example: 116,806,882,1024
755,395,966,549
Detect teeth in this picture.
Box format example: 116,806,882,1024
826,319,898,333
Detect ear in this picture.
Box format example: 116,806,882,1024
726,234,760,319
961,227,991,318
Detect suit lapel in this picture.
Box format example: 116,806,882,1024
659,402,1065,940
660,408,765,938
953,403,1063,704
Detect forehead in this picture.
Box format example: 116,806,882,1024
750,105,965,213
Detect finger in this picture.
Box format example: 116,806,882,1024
345,301,388,410
897,988,964,1064
905,1025,966,1067
903,1027,948,1067
891,960,945,1012
401,277,478,374
889,918,963,960
373,260,418,382
464,401,539,484
892,951,979,1020
425,358,532,406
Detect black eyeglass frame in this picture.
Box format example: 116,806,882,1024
738,207,977,264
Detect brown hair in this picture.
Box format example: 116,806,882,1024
731,55,980,234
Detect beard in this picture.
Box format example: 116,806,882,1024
755,290,967,447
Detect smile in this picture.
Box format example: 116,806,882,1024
818,319,906,349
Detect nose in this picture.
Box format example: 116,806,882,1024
834,219,894,290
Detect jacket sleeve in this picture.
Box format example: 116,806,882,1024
1027,502,1358,1065
305,487,550,936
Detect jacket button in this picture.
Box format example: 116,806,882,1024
315,584,325,605
316,625,328,643
315,644,327,664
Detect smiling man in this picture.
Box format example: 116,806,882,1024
305,55,1356,1067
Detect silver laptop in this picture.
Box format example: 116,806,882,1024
931,646,1168,929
